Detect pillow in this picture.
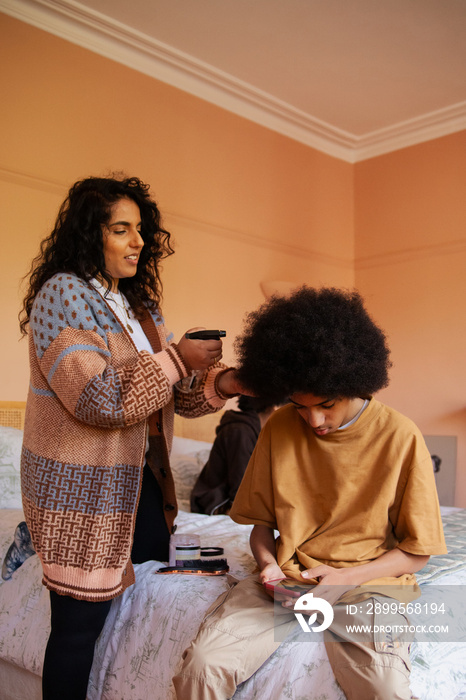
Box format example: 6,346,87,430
170,438,212,512
0,429,211,511
171,435,213,457
0,426,23,509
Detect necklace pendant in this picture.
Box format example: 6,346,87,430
127,323,134,333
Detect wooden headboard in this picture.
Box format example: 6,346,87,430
174,411,222,444
0,401,26,430
0,401,220,444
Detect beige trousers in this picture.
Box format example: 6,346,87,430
172,575,414,700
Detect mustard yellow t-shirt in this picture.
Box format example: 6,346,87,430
230,398,447,581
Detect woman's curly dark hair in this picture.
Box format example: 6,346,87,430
234,286,391,403
20,175,174,334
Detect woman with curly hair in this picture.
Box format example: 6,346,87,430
174,286,446,700
18,175,240,700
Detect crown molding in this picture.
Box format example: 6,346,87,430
352,102,466,161
1,0,466,163
0,0,356,162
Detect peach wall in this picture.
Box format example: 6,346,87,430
355,132,466,506
1,13,464,505
0,14,353,402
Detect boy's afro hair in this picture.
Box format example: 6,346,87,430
234,286,391,404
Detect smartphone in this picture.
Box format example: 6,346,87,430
185,330,226,340
263,578,311,598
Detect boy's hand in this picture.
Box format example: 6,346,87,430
302,564,351,584
259,563,285,585
300,564,356,607
260,564,290,603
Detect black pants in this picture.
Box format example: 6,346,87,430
42,464,170,699
132,463,170,564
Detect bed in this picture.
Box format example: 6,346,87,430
1,402,466,700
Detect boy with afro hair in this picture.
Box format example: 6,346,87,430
173,287,446,700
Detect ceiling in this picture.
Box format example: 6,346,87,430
2,0,466,161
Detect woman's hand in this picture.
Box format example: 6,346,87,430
216,369,252,397
177,328,223,371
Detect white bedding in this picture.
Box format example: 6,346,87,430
1,506,466,700
1,426,466,699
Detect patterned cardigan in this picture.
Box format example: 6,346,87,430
21,273,227,601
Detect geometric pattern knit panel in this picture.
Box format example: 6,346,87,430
21,448,139,514
75,368,125,425
22,502,133,570
175,368,222,418
73,351,173,426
